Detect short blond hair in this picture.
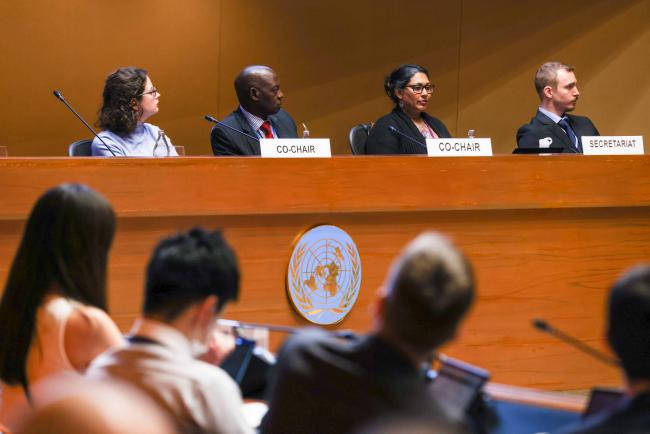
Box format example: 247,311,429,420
535,62,575,98
383,232,475,352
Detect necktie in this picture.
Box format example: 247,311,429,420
558,117,582,152
260,121,274,139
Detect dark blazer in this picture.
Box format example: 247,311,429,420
516,110,599,153
365,107,451,155
555,392,650,434
210,108,298,156
261,329,465,434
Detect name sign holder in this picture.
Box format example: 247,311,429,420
426,138,493,157
260,138,331,158
581,136,644,156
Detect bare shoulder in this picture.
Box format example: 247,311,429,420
64,304,123,371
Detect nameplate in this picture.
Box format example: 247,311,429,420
426,138,493,157
260,139,331,158
581,136,644,155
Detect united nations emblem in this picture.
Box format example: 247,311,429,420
286,225,362,325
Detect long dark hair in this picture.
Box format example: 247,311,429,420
384,64,429,105
0,184,116,394
97,67,148,136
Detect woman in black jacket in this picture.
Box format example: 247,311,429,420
365,64,450,154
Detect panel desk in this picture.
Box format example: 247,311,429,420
1,155,648,390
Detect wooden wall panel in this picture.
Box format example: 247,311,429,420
457,0,650,153
216,1,461,154
1,1,645,156
0,0,221,156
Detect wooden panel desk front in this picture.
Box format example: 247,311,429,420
1,155,648,391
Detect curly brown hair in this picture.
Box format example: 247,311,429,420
97,67,148,136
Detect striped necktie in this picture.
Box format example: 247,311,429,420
260,121,274,139
558,117,581,152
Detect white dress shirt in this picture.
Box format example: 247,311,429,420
87,318,252,434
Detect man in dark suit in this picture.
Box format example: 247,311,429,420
557,265,650,434
516,62,599,153
210,65,298,156
260,232,474,434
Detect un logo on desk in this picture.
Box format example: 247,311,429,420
286,225,362,325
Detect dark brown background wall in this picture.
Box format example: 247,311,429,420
0,0,647,156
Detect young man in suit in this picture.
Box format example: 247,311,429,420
516,62,599,153
211,65,298,156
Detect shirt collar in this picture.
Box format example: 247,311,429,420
128,317,193,356
538,106,564,124
239,105,267,133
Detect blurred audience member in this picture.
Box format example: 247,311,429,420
261,232,474,434
0,184,123,430
87,228,252,433
557,265,650,434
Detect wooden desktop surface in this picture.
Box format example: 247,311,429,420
1,155,648,390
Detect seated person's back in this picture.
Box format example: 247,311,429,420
556,265,650,434
87,228,252,434
261,232,475,434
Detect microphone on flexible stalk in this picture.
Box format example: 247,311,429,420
388,125,428,150
532,318,620,367
52,90,117,156
205,115,259,141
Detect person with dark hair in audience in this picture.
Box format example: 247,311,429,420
365,64,451,154
87,228,252,434
261,232,474,434
556,265,650,434
92,67,178,157
210,65,298,156
0,184,123,430
516,62,599,153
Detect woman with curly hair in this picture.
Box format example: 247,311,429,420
92,67,178,156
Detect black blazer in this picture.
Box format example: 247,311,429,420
516,110,599,153
555,392,650,434
261,329,463,434
210,108,298,156
365,107,451,155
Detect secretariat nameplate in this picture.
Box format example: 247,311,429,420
286,225,362,325
426,138,493,157
582,136,644,155
260,138,331,158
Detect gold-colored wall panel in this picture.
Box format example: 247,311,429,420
457,0,649,153
216,1,461,153
0,0,221,156
0,1,646,155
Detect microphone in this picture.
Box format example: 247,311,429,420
217,318,356,340
388,125,427,150
53,90,117,157
205,115,259,141
532,318,620,367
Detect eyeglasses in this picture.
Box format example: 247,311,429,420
137,87,158,97
405,84,435,94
